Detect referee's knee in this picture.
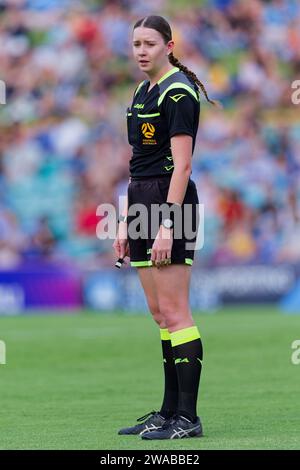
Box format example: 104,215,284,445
148,304,166,329
159,304,193,331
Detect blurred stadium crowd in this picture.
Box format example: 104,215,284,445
0,0,300,269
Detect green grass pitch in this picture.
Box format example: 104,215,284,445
0,307,299,450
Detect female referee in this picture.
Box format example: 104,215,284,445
113,15,217,440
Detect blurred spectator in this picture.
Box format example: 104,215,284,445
218,189,247,232
0,206,27,268
25,215,57,259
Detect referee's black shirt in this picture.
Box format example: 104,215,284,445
127,66,201,177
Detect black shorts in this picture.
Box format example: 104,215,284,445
127,175,199,267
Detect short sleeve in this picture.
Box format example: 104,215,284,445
162,89,197,138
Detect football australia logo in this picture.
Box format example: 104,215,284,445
141,122,157,145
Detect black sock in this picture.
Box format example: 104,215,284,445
170,326,203,423
159,329,178,419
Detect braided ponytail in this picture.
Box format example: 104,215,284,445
168,52,220,107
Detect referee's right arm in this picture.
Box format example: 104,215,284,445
113,192,129,260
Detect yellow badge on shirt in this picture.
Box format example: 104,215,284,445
141,123,157,145
169,93,187,102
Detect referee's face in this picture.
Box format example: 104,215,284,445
132,27,173,75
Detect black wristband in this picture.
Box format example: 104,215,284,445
166,202,181,207
164,202,181,224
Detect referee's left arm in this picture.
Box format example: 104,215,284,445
166,134,193,205
162,89,197,205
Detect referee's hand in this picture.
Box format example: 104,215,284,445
151,225,173,269
113,223,130,260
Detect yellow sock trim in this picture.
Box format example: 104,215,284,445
170,326,200,347
160,328,171,341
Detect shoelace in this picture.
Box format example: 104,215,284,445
137,410,157,422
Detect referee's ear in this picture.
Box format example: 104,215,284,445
166,40,174,55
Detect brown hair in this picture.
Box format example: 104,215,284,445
133,15,219,106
